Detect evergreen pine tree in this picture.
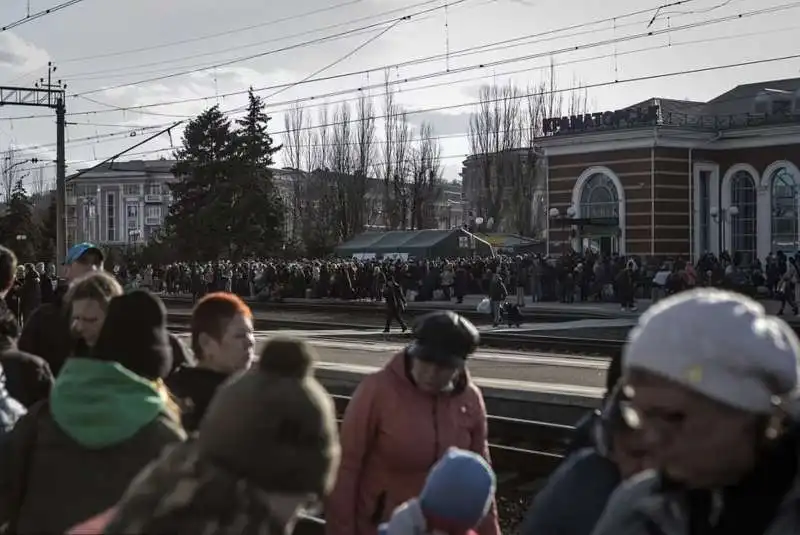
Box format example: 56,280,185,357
230,88,285,258
1,180,37,261
166,105,236,260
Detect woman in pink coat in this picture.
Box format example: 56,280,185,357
326,311,500,535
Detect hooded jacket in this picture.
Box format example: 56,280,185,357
0,358,185,534
325,351,500,535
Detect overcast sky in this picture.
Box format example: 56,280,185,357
0,0,798,186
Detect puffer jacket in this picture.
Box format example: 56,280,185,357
325,351,500,535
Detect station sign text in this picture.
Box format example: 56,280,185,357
543,105,660,135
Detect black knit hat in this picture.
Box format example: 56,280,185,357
408,311,480,367
197,337,340,496
92,290,173,380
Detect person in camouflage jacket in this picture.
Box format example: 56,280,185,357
104,441,289,534
102,337,340,535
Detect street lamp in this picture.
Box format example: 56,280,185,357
710,205,739,253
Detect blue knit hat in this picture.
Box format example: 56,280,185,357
419,448,496,534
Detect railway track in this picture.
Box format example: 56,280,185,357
166,314,625,356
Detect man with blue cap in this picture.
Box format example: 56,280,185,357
61,242,104,282
17,243,104,376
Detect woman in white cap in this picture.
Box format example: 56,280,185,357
592,288,800,535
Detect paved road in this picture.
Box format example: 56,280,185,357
174,332,609,388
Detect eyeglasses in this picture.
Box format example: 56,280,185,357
620,400,688,438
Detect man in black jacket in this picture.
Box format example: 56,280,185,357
0,307,53,407
18,242,104,376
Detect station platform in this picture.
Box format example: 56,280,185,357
165,306,634,334
162,293,800,325
173,331,605,422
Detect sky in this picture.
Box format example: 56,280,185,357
0,0,799,188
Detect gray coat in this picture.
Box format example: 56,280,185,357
591,469,800,535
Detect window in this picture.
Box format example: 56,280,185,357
124,184,140,196
699,170,711,253
771,167,797,253
579,173,619,220
773,99,792,115
146,182,161,196
730,170,757,264
106,193,116,242
126,202,139,230
145,205,161,222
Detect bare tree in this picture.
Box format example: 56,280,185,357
314,105,331,171
283,103,306,170
519,62,590,236
1,145,23,204
392,110,412,229
352,95,376,232
380,72,399,229
329,102,356,240
468,82,523,231
409,122,443,230
282,103,309,243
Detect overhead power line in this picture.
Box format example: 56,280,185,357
57,22,800,140
20,51,800,168
0,0,719,121
59,0,364,64
66,0,800,112
216,53,800,135
71,0,472,97
0,0,779,125
1,0,89,31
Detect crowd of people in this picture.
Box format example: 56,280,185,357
0,240,797,534
6,248,800,323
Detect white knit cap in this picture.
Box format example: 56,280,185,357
623,288,800,414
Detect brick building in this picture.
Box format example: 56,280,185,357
541,77,800,262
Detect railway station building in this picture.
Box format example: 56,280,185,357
540,77,800,262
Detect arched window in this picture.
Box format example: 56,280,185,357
730,170,757,264
579,173,619,220
771,166,798,253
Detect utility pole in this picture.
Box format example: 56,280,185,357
0,62,67,262
35,62,68,265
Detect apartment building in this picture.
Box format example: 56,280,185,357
65,159,174,248
67,161,466,248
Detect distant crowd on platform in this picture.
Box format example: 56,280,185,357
6,248,800,322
